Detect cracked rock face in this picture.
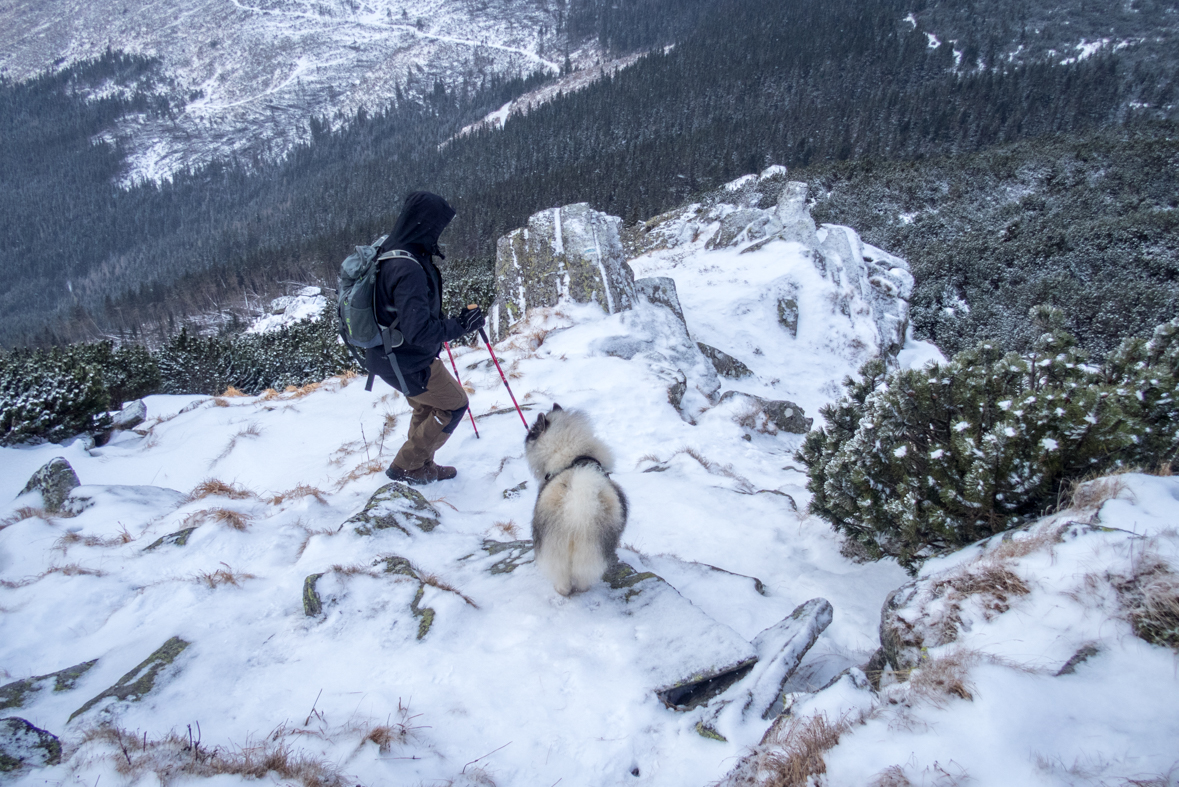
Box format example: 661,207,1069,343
18,457,80,513
491,203,636,340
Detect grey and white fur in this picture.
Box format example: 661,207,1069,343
524,404,628,596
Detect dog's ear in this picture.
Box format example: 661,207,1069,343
527,412,548,441
551,403,563,412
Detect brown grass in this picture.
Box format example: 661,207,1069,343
0,506,51,529
54,526,135,552
333,459,385,490
212,397,231,407
906,649,977,705
283,382,322,399
294,525,338,560
490,520,520,539
79,725,347,787
1065,474,1128,511
988,522,1068,562
188,479,257,502
220,386,247,398
724,712,860,787
418,571,480,609
268,485,328,506
195,565,258,588
1116,551,1179,650
183,508,253,531
1,563,108,589
869,766,913,787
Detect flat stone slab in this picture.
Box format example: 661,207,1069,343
601,558,759,711
349,483,440,536
740,597,834,719
0,717,61,772
69,637,189,722
0,660,97,711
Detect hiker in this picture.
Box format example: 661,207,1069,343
368,191,485,484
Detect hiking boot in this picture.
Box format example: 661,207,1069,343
385,460,457,485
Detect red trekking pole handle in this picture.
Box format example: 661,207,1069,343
443,341,479,439
478,326,528,429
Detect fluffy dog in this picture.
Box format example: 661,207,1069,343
524,404,628,596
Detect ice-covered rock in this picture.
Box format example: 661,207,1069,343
717,391,812,434
491,203,636,340
635,276,687,327
18,457,79,513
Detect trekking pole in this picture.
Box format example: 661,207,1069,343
478,326,529,429
443,341,480,439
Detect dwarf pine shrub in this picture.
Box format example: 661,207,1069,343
800,308,1179,570
0,350,111,445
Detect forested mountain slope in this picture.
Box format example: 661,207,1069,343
1,0,1176,350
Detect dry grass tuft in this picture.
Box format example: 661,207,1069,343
330,563,380,577
906,650,977,705
54,526,135,552
1116,551,1179,650
212,397,230,408
0,563,107,589
188,478,257,502
0,506,51,529
195,564,258,588
726,712,860,787
220,386,247,398
989,522,1067,562
490,520,520,539
268,485,328,506
284,382,322,399
1066,474,1128,511
294,525,338,559
671,447,756,493
334,459,385,490
869,765,913,787
418,571,479,609
260,388,282,401
184,508,253,531
79,724,348,787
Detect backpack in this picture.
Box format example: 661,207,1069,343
337,242,419,392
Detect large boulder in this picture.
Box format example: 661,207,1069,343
0,717,61,772
717,391,812,434
18,457,80,513
490,203,636,340
111,400,147,431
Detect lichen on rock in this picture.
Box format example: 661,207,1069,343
302,573,325,617
349,483,440,536
0,660,97,711
18,457,80,513
481,539,535,574
0,717,62,772
491,203,636,340
143,527,199,551
69,637,189,722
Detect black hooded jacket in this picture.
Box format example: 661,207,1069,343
373,192,465,374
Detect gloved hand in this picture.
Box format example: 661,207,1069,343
455,305,485,334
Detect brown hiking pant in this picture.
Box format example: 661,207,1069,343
393,359,470,471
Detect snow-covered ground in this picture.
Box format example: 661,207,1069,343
2,223,1175,786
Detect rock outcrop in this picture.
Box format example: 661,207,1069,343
18,457,80,513
491,203,636,340
0,660,97,712
0,717,61,772
69,637,189,722
349,483,440,536
628,166,913,361
717,391,812,434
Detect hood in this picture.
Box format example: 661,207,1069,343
379,191,456,258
